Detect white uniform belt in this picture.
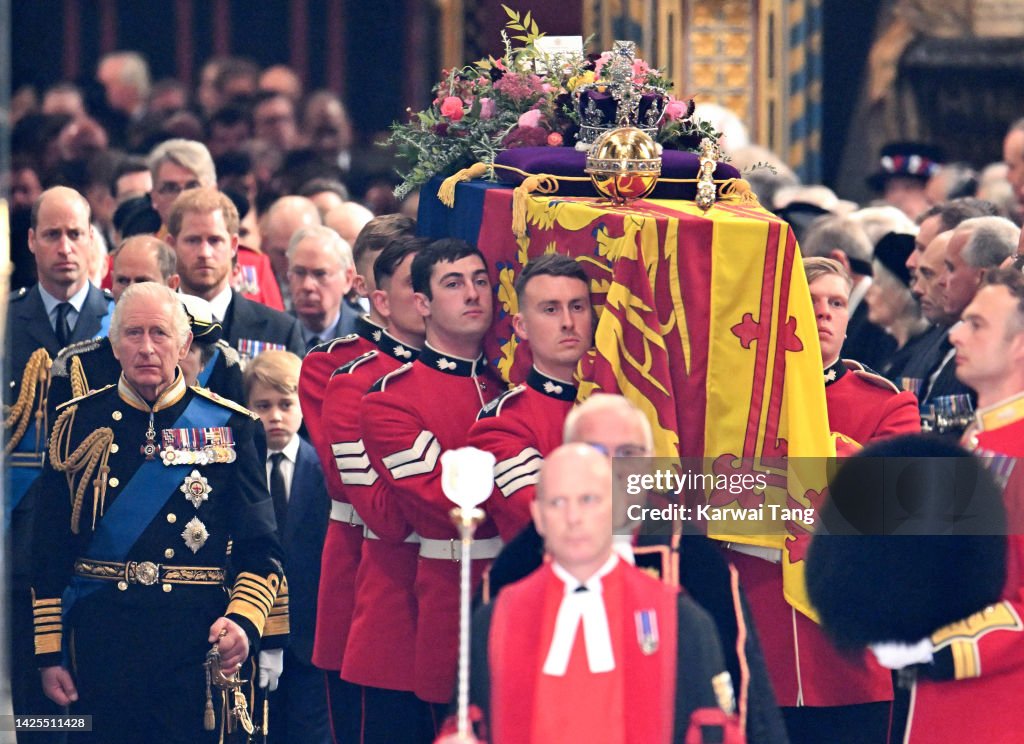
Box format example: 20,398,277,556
363,526,420,543
725,542,783,563
418,536,504,561
330,501,365,527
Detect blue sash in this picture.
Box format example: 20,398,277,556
62,394,232,617
96,299,114,339
197,347,221,387
5,421,45,528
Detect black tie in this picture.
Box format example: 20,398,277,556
269,452,288,537
574,585,589,593
306,335,321,352
54,302,72,347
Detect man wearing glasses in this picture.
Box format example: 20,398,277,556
285,224,361,352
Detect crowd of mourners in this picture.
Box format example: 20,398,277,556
6,48,1024,744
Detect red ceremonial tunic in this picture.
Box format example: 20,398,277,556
894,394,1024,743
489,558,677,744
302,316,382,671
466,367,577,541
298,315,381,459
309,328,416,674
324,336,421,691
733,358,920,708
360,344,503,703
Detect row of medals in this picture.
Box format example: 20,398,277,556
160,444,237,466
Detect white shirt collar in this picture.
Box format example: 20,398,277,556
269,433,301,463
39,281,91,316
544,554,619,677
204,285,234,323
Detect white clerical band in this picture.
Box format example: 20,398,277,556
543,556,620,676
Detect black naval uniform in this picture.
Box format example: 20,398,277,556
5,283,114,741
49,336,246,417
31,372,283,744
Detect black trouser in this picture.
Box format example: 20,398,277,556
263,649,331,744
69,598,223,744
326,673,437,744
782,701,892,744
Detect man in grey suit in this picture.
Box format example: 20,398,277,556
285,224,362,352
165,187,303,361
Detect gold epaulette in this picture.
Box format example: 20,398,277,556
48,404,114,534
190,386,259,420
843,359,900,394
56,383,116,412
4,347,53,455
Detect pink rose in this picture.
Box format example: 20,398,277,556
440,96,465,121
546,132,564,147
517,109,543,128
664,99,690,122
478,97,496,120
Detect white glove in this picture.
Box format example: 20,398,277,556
869,638,934,669
258,648,284,691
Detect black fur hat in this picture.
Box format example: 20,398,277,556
807,434,1006,649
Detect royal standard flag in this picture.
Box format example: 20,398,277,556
420,179,833,618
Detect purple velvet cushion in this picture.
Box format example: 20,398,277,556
493,147,742,201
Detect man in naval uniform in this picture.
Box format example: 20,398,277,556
467,253,594,541
472,444,734,744
5,185,115,735
31,282,283,744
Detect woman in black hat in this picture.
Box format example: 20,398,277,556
864,231,934,381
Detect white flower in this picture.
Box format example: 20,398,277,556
441,447,496,510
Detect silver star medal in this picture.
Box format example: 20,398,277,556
543,380,564,395
180,469,212,508
182,517,210,553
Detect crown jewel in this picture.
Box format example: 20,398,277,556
574,41,668,150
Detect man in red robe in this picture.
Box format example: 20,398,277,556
472,443,735,744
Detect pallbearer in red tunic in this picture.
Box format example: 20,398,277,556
848,268,1024,744
361,240,503,713
468,253,594,540
327,238,433,741
729,258,918,744
472,444,734,744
